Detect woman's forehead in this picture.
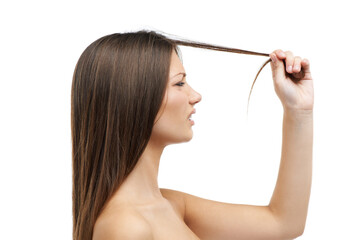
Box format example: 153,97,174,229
169,50,185,77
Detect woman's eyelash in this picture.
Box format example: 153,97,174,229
175,82,185,87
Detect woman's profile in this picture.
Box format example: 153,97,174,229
71,30,314,240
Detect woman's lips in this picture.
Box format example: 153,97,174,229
188,108,196,119
188,109,195,125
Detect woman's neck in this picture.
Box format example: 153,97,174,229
111,138,166,205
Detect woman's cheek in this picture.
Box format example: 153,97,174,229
170,92,188,116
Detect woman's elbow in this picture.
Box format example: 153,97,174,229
281,225,305,240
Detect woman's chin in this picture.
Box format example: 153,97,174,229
175,130,193,144
184,129,193,142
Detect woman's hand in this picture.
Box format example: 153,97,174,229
270,50,314,113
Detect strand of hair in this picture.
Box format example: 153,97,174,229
172,40,270,57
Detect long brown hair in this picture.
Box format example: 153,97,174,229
71,30,270,240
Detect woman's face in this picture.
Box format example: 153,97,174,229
151,49,202,146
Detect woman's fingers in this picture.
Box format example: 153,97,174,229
293,56,302,73
270,51,286,82
284,51,295,73
270,49,312,81
273,50,296,73
301,58,310,73
274,49,286,59
272,50,308,75
270,49,314,110
301,58,312,80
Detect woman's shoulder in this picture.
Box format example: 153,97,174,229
92,188,186,239
93,204,153,240
160,188,186,219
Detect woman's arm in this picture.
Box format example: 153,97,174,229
269,109,313,236
163,49,314,240
268,49,314,236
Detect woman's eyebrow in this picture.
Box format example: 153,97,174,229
171,72,186,79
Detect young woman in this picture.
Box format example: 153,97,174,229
71,30,314,240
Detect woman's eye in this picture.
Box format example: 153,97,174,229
175,82,185,87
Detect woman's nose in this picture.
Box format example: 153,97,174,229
190,89,202,104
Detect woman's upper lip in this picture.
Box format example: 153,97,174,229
188,109,196,118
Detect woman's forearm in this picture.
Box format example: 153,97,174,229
268,109,313,237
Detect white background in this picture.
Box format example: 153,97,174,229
1,0,359,239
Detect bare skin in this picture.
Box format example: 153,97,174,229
93,49,314,240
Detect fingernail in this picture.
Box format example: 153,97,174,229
280,51,286,58
287,65,292,72
293,65,300,71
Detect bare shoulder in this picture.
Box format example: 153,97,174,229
93,206,153,240
160,188,186,219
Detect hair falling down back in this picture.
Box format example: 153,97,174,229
71,30,270,240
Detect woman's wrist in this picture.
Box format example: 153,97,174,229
283,108,313,122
